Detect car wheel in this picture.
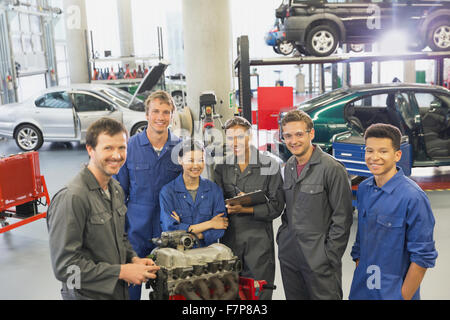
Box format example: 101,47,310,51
273,46,281,54
278,40,294,55
306,25,339,57
172,91,186,109
427,21,450,51
130,122,147,136
14,124,43,151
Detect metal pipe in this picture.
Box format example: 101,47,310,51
176,282,202,300
220,274,239,300
194,279,211,300
209,277,225,300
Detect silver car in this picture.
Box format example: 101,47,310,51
0,62,170,151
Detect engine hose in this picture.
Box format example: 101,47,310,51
220,274,239,300
194,279,211,300
176,282,202,300
209,277,225,300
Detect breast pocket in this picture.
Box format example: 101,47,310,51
87,211,113,244
373,214,405,274
134,162,151,187
175,208,193,225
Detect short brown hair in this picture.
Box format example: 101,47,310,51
86,117,128,149
145,90,175,114
281,110,314,130
224,116,252,131
364,123,401,151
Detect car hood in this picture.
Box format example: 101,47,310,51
129,60,169,105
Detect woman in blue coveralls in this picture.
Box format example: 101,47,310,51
160,139,229,246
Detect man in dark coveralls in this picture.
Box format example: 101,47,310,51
277,110,353,300
214,116,285,300
47,118,159,300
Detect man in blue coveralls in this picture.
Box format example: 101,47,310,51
115,90,182,300
349,123,438,300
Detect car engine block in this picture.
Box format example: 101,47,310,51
147,230,242,300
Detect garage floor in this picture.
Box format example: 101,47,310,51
0,138,449,300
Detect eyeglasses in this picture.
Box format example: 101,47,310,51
281,130,311,141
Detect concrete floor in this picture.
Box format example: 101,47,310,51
0,138,449,300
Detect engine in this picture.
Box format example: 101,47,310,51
147,230,242,300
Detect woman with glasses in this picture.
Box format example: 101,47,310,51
213,116,285,300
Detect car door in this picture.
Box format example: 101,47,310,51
72,91,123,142
33,91,77,139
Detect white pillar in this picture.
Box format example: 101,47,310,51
182,0,235,128
116,0,135,58
403,60,416,83
63,0,89,83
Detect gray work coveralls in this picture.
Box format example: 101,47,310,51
277,146,353,300
47,167,138,300
214,147,285,300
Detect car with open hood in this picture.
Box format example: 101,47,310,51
0,61,170,151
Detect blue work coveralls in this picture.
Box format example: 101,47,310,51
349,168,438,300
160,174,226,247
114,130,182,299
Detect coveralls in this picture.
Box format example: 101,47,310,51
277,145,353,300
114,129,182,299
349,168,438,300
214,146,285,300
47,167,137,300
160,174,227,247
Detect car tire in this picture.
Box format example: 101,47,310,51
14,124,44,151
130,122,147,136
273,46,281,54
278,40,294,55
306,24,339,57
427,20,450,51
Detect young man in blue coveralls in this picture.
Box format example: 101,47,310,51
349,123,438,300
160,139,228,247
114,90,182,300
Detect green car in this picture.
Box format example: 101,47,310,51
278,83,450,168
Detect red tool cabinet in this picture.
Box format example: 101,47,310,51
0,152,50,233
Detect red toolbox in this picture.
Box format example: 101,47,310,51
0,152,50,233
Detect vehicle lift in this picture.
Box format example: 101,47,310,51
235,35,450,124
0,152,50,233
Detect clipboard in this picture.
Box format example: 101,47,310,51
225,190,268,207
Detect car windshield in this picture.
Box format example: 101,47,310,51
297,89,350,111
98,86,145,112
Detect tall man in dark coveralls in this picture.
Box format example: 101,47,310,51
277,110,353,300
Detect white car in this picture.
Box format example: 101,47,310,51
0,62,169,151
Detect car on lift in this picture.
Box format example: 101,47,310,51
277,83,450,168
265,18,296,55
0,62,170,151
276,0,450,57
